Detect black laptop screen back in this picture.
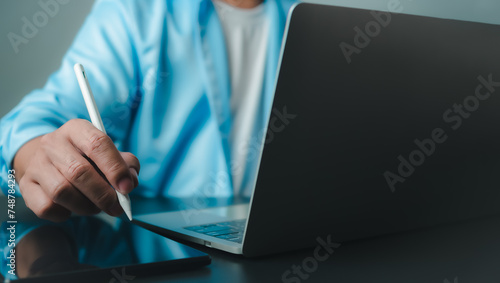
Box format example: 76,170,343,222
244,3,500,256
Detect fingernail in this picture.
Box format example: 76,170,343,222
130,168,139,186
130,167,138,179
117,176,133,194
110,201,123,216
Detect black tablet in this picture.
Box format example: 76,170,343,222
1,216,210,282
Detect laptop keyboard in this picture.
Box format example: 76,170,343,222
184,219,246,243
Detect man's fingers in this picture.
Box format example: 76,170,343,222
30,154,100,216
67,119,134,195
19,178,71,222
40,131,123,217
120,152,140,188
16,119,138,222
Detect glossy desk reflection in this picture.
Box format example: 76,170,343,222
0,211,209,282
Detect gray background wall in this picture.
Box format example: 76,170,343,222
1,0,500,118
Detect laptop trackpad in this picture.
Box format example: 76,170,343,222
201,204,249,218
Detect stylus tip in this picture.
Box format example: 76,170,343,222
116,190,133,221
125,210,133,221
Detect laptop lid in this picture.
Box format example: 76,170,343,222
242,3,500,256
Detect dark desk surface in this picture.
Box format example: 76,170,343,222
2,194,500,283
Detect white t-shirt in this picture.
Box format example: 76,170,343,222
213,1,270,195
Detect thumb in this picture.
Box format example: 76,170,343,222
119,152,140,188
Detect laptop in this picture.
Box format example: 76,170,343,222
134,3,500,257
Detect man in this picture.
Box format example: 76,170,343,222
0,0,296,222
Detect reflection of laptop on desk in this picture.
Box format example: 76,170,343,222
135,3,500,257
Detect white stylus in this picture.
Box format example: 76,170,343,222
73,63,133,221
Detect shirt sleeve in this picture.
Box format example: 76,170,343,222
0,0,141,195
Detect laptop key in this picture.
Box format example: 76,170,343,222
215,233,240,239
198,226,231,233
184,219,246,243
205,229,239,236
185,223,219,230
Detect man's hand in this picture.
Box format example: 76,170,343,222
13,119,140,222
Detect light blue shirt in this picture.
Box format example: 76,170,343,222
0,0,296,197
